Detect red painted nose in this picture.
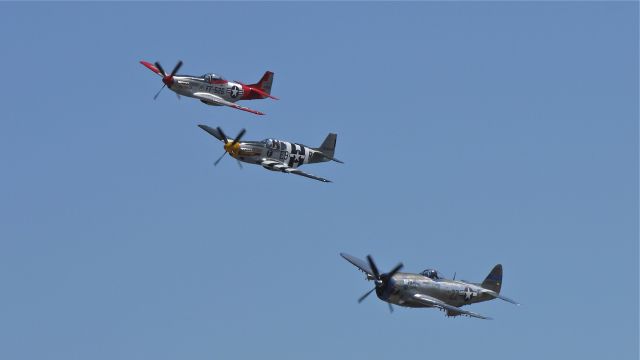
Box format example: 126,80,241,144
162,76,173,86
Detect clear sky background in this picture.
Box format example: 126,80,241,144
0,2,637,360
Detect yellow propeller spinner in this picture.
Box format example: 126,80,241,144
213,127,246,167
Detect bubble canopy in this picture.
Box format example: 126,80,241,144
202,73,224,81
420,269,441,279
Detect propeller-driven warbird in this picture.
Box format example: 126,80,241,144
340,253,519,319
140,60,277,115
198,125,343,183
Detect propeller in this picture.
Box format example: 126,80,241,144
357,255,403,313
152,60,183,100
357,288,376,303
213,127,246,167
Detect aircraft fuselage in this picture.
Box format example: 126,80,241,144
379,273,493,308
227,139,329,169
169,76,249,104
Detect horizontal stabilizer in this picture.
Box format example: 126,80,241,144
481,289,520,305
497,294,519,305
235,80,279,100
317,152,344,164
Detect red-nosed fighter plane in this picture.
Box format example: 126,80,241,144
140,60,277,115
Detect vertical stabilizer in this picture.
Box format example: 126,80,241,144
252,71,274,95
318,133,337,158
481,264,503,293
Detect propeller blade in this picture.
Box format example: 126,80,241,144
216,127,229,144
154,62,166,77
230,129,246,146
153,83,166,100
386,263,404,279
357,288,376,303
214,151,227,166
170,60,183,77
366,255,380,280
388,303,394,313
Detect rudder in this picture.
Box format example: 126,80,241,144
319,133,337,158
251,71,274,95
481,264,502,293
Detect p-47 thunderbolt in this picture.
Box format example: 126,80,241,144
340,253,519,319
198,125,342,183
140,60,277,115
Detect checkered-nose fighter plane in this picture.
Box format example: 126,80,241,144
140,60,277,115
198,125,343,183
340,253,519,319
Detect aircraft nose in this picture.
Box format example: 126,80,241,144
162,75,174,87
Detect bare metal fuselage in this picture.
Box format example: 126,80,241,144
377,273,491,308
228,139,328,168
169,76,246,104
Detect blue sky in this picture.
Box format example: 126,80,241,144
0,2,637,360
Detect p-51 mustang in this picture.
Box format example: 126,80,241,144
340,253,519,319
198,125,343,183
140,60,277,115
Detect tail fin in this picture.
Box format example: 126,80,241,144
481,264,502,293
250,71,274,95
310,133,343,164
319,133,337,158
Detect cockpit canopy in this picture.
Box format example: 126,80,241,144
420,269,441,280
263,139,286,150
202,73,224,82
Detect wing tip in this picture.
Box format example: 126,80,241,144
237,106,265,116
140,60,161,75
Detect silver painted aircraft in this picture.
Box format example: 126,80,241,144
340,253,519,319
198,125,342,183
140,60,277,115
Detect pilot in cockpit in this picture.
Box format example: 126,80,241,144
203,73,224,83
420,269,441,280
264,139,273,149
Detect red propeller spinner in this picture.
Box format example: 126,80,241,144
155,61,182,86
140,60,183,100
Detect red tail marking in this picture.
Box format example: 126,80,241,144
247,86,279,100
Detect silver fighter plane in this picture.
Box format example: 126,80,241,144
198,125,343,183
141,60,277,115
340,253,519,319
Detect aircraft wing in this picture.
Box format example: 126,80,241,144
197,124,226,142
260,160,332,183
140,61,163,76
340,253,374,276
412,294,492,320
192,92,265,115
286,168,331,183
